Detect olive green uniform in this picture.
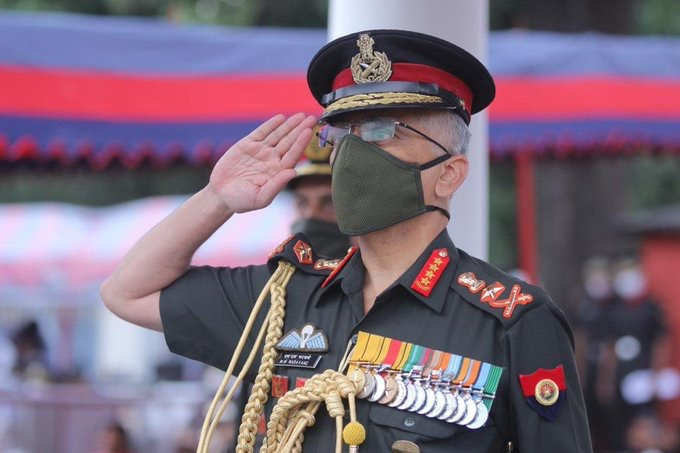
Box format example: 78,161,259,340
160,230,592,452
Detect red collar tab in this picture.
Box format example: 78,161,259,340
411,248,450,297
293,239,313,265
331,63,473,117
322,246,358,288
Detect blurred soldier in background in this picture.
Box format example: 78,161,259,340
607,256,671,451
287,125,351,258
574,255,617,452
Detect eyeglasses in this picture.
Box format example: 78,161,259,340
317,118,450,155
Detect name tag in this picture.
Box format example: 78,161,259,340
275,352,322,369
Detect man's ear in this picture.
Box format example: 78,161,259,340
435,154,468,198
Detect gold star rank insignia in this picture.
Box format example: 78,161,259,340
411,248,450,297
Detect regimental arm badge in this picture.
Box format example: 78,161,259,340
519,365,567,421
351,33,392,84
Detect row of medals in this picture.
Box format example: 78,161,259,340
349,364,491,429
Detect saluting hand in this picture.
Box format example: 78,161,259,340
208,113,317,213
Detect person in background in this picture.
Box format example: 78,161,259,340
574,255,617,452
606,256,671,452
10,319,51,382
621,410,680,453
287,124,352,258
91,421,134,453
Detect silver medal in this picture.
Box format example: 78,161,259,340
397,381,416,410
465,400,489,429
457,394,478,426
427,389,447,418
356,371,375,399
417,387,436,415
409,383,427,412
448,391,467,423
367,373,386,402
438,391,457,420
388,378,408,408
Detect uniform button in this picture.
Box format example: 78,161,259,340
403,417,416,427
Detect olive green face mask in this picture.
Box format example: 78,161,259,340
331,134,451,236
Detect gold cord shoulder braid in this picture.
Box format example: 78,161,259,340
197,260,364,453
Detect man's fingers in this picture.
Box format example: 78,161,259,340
274,114,318,157
280,126,314,168
249,114,287,142
260,112,308,147
255,169,298,206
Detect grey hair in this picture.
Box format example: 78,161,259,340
429,111,471,155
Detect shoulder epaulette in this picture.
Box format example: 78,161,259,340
452,249,549,327
266,233,343,276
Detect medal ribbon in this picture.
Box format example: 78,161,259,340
345,331,504,409
436,351,451,374
368,335,387,363
382,339,403,368
461,359,482,388
453,357,471,384
445,354,463,380
394,342,413,371
349,331,371,362
347,331,370,373
403,344,424,373
374,336,391,365
348,332,383,373
482,365,504,410
417,347,433,371
472,362,491,392
425,350,443,375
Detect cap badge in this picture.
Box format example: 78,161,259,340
351,33,392,84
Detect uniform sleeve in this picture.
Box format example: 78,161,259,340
160,264,271,375
506,302,593,452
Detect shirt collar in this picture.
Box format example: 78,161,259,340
316,229,460,313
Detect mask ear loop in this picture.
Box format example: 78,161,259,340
425,205,451,220
418,152,452,171
420,153,453,220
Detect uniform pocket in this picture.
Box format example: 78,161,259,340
368,403,460,442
